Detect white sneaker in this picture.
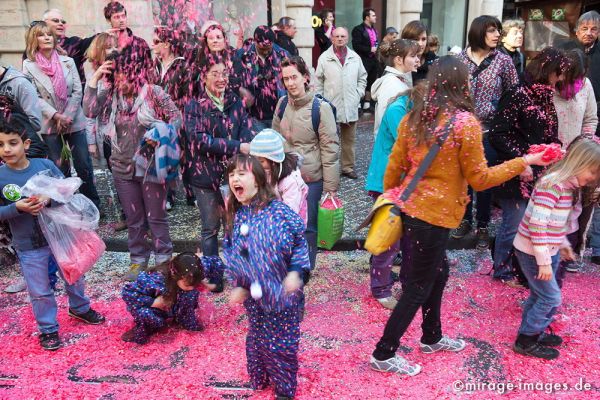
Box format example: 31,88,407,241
420,336,466,354
369,355,421,376
4,278,27,293
166,201,173,211
377,296,398,310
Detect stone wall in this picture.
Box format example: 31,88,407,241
0,0,153,69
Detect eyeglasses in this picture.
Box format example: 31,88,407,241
48,18,67,24
208,70,229,79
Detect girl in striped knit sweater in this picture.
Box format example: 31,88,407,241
513,138,600,360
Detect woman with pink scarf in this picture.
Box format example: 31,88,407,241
22,22,100,209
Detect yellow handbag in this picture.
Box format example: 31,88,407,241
357,196,403,256
357,115,457,255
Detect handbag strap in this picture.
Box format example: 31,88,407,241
399,115,457,203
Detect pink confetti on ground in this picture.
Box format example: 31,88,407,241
0,252,599,399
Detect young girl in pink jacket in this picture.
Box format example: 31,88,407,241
250,129,308,225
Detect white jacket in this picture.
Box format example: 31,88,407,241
315,46,367,123
371,66,411,136
553,78,598,148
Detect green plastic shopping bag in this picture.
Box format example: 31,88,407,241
317,194,344,250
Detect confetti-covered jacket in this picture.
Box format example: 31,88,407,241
223,200,309,312
122,271,199,313
383,111,527,229
183,89,255,190
489,83,559,199
457,49,519,125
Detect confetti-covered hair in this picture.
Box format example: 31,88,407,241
406,55,473,146
523,47,570,86
154,26,182,57
539,138,600,190
148,253,204,303
379,38,420,68
224,154,277,233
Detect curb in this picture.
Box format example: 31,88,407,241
103,235,482,253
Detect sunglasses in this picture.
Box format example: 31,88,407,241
29,20,43,27
49,18,67,24
152,39,163,45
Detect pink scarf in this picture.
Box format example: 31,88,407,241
35,50,67,111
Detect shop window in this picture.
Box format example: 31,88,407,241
421,0,468,55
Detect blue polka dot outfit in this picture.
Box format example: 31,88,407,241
122,271,202,334
224,200,309,398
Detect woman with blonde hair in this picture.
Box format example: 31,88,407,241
22,21,100,209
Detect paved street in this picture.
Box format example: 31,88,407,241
1,250,599,399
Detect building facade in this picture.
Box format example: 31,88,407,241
0,0,505,69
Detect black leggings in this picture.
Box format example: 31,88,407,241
373,214,451,360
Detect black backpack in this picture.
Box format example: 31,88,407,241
276,94,339,138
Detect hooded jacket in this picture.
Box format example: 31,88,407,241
0,66,47,157
371,66,411,136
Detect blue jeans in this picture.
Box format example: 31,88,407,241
306,180,324,270
192,187,223,257
514,249,561,336
17,247,90,334
44,130,101,209
493,198,528,280
588,205,600,256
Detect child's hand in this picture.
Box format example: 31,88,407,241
15,198,44,216
151,295,171,311
537,265,552,281
201,278,217,291
229,287,249,304
560,246,575,262
33,195,51,207
283,271,302,293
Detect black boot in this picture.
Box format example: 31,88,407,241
514,334,559,360
122,324,151,344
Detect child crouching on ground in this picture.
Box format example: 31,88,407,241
513,138,600,359
0,118,105,351
121,252,210,344
223,154,309,400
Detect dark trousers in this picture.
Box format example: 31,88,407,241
44,130,101,209
463,134,496,228
557,231,580,288
373,215,450,360
305,180,324,270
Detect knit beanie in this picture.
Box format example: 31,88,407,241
250,129,285,163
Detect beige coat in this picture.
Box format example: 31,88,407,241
272,91,340,193
314,46,367,123
22,55,87,136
